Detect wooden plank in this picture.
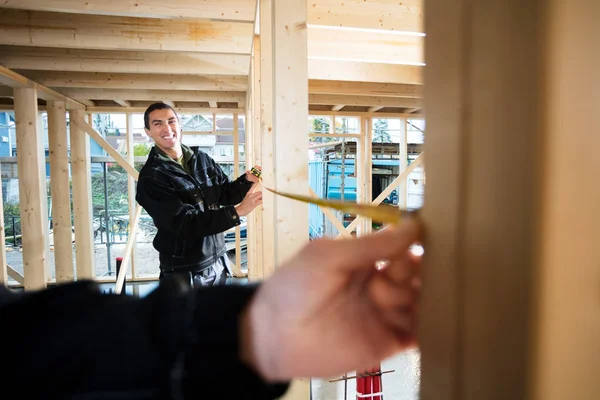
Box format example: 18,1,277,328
310,94,422,108
125,113,137,277
86,106,244,114
232,113,246,278
56,88,246,103
308,25,424,65
1,0,257,22
69,109,95,279
259,0,275,281
308,58,423,84
420,0,543,398
14,88,48,289
531,1,600,399
250,34,263,282
70,116,139,179
0,9,254,54
262,1,310,398
115,205,142,294
0,65,86,109
0,174,6,284
47,101,75,282
16,71,247,91
309,80,422,98
307,0,423,33
0,46,251,76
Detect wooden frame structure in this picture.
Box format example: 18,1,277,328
1,1,598,400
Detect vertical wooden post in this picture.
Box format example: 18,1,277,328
397,117,408,209
14,88,48,289
417,0,600,399
530,1,600,399
259,0,276,279
125,112,136,277
251,34,264,282
47,100,74,282
69,109,95,279
233,113,243,274
0,171,6,285
261,0,310,398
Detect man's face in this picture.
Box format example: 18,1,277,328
145,108,181,153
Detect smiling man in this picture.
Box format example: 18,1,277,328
136,102,263,287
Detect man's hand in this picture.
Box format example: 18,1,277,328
239,217,423,381
235,182,263,217
245,165,262,183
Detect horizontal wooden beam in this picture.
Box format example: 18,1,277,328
15,70,247,91
307,0,423,33
0,0,257,22
54,88,246,102
86,106,244,114
308,59,423,84
310,94,422,108
0,65,85,109
0,9,254,54
0,46,250,76
308,25,424,65
309,80,423,98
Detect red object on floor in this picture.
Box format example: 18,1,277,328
356,365,382,399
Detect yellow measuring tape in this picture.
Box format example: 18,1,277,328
250,167,413,225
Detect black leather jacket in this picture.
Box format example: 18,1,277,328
136,145,253,272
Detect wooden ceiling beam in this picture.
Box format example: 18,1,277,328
55,88,246,103
14,71,247,91
307,26,424,65
308,59,423,84
0,0,257,22
307,0,423,33
0,65,85,109
0,46,422,84
310,94,422,108
0,9,254,54
0,46,250,76
309,80,423,98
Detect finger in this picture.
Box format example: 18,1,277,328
381,252,420,285
369,274,414,309
323,217,422,272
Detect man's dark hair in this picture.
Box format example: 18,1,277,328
144,102,179,129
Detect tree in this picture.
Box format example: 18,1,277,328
373,118,391,143
309,117,334,143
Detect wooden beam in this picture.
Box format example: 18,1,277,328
0,65,85,109
56,88,246,103
309,80,422,97
308,58,423,84
0,172,6,284
114,100,132,107
310,94,422,107
69,109,95,279
208,101,218,108
47,100,75,282
368,106,384,112
1,0,257,22
70,117,139,179
261,2,310,399
308,25,424,65
162,101,175,107
14,88,48,290
0,46,251,76
86,106,243,114
405,107,421,113
307,0,423,33
0,9,254,54
331,105,345,111
15,71,248,91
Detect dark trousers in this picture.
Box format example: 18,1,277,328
159,255,230,288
